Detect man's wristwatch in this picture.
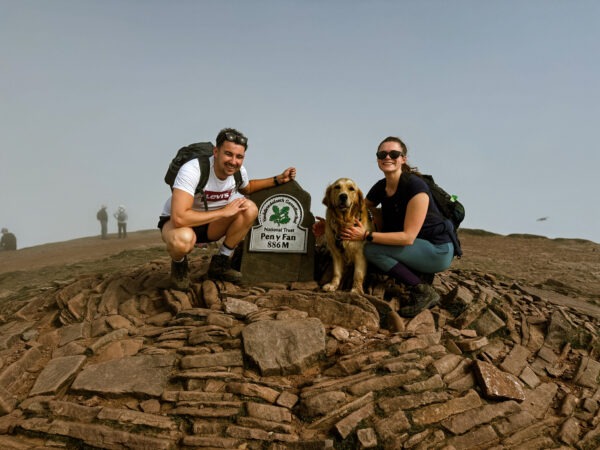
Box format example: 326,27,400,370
365,231,374,242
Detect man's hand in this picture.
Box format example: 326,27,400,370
222,198,250,217
279,167,296,183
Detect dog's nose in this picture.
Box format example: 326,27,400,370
339,193,348,203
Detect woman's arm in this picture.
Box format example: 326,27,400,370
368,193,429,246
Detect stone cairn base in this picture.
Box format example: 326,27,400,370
0,245,599,449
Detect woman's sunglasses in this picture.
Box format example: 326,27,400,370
376,150,404,160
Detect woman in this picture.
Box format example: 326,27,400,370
340,136,454,317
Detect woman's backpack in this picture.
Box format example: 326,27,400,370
405,172,465,258
420,174,465,231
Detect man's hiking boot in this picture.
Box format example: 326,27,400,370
170,256,190,290
208,254,242,284
398,283,440,318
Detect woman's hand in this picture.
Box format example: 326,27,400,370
340,219,367,241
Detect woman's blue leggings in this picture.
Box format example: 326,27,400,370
364,238,454,274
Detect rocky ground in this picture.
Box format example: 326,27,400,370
0,229,598,449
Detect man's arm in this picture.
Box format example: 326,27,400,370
170,188,250,228
239,167,296,195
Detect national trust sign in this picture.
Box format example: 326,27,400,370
249,194,308,253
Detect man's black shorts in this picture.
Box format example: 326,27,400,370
157,216,210,243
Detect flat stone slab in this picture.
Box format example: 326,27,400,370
30,355,87,396
258,292,379,331
520,382,558,419
0,385,17,415
180,350,243,369
573,356,600,389
0,347,44,390
0,321,35,350
521,285,600,320
242,318,325,376
20,417,175,450
223,298,259,318
412,390,482,426
72,354,176,397
472,309,505,337
473,360,525,401
499,344,530,376
59,322,89,347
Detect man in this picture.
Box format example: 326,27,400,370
97,205,108,239
158,128,296,289
114,205,128,238
0,228,17,251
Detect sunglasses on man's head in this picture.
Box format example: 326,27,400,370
223,132,248,146
376,150,404,160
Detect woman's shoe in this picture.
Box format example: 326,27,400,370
398,284,440,318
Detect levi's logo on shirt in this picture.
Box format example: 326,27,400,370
204,190,233,202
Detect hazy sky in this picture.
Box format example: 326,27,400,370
2,0,599,249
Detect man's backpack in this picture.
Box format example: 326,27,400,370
410,172,465,258
164,142,243,210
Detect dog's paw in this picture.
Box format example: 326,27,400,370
322,283,338,292
350,287,364,295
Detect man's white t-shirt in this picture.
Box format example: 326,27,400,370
161,157,249,216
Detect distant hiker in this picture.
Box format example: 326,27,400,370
96,205,108,239
114,205,128,238
158,127,296,289
0,228,17,251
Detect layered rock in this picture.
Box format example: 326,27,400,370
0,253,598,449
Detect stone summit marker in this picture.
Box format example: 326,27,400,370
249,194,308,253
240,180,315,283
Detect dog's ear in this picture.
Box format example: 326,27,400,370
356,188,365,214
322,185,332,208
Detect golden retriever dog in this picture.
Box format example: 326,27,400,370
322,178,372,294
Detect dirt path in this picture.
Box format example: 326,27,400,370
0,229,163,274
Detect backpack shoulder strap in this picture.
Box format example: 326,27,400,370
234,171,243,190
195,156,211,194
195,155,211,211
398,171,412,190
